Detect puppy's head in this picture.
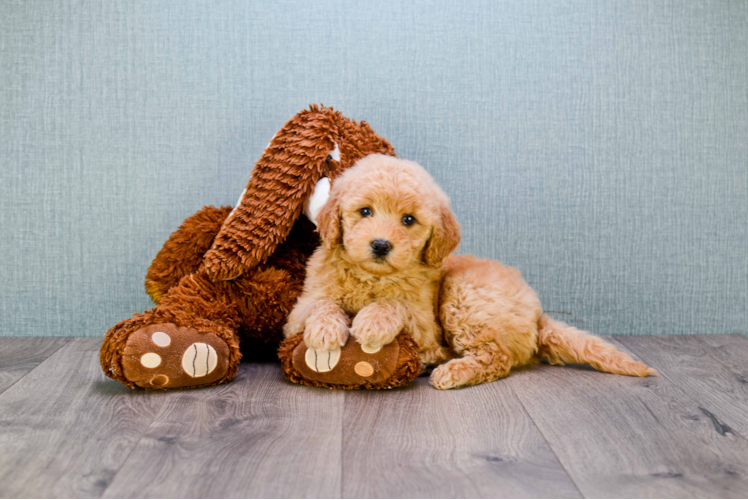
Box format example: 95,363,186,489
317,154,460,275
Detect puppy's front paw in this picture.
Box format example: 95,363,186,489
304,318,349,351
350,307,401,352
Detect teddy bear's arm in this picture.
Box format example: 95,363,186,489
145,205,233,303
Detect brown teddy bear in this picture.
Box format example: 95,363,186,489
100,105,419,390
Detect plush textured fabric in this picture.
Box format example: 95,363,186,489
279,333,421,390
99,106,396,389
1,1,746,338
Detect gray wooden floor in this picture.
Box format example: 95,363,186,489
1,335,747,498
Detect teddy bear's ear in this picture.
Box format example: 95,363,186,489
203,106,337,281
423,201,461,268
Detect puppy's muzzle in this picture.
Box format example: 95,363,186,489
371,239,392,258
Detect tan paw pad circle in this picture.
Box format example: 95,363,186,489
140,352,162,368
150,374,169,386
305,347,341,373
354,361,374,377
361,344,381,354
182,342,218,378
151,331,171,347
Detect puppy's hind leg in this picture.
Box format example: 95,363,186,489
430,333,512,390
419,345,456,367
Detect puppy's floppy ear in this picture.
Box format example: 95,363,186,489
315,190,343,250
423,201,461,267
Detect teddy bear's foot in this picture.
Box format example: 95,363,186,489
120,323,231,390
278,333,421,390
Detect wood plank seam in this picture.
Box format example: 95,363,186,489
0,338,176,498
505,382,585,498
0,337,72,397
341,391,347,499
504,337,748,497
98,415,169,499
95,341,187,498
613,336,748,441
339,375,581,498
617,335,748,443
99,363,345,498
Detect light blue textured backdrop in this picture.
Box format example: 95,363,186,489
1,1,746,338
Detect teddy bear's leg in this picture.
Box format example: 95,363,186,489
230,266,307,361
144,205,233,304
101,271,243,390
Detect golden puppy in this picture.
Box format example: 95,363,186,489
284,154,656,389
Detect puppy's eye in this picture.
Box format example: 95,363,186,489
402,214,416,226
326,154,333,161
360,207,373,217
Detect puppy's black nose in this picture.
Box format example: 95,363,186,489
371,239,392,257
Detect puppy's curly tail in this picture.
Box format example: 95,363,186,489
536,315,657,377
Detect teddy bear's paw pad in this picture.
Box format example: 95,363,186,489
304,347,341,373
121,323,229,390
181,342,219,378
292,337,399,386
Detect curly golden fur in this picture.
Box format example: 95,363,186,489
285,154,656,389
